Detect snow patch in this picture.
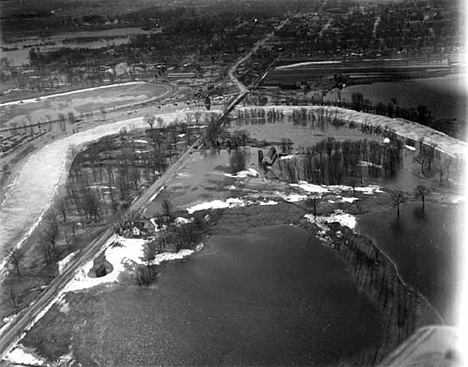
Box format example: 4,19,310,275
289,181,383,196
291,181,329,194
186,197,278,213
258,200,279,206
174,217,194,224
224,168,259,178
65,235,193,292
305,210,357,229
357,161,383,169
276,192,307,202
4,344,46,366
340,197,359,203
405,145,416,151
58,251,78,275
177,172,192,178
186,198,245,213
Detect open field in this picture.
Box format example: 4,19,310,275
0,82,173,131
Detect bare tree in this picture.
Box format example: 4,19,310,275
67,111,75,125
42,210,60,251
57,198,68,223
145,114,156,129
193,111,202,124
6,285,19,310
305,196,318,218
414,152,427,176
40,241,55,264
156,117,164,128
9,248,25,275
391,191,406,217
161,199,172,218
414,184,429,210
100,107,107,122
347,176,357,197
58,113,67,132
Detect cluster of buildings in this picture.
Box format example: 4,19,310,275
235,0,463,86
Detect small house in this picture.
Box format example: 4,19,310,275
132,226,141,237
262,146,277,165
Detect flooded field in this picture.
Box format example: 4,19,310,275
358,201,463,324
11,108,463,366
1,27,162,66
230,116,381,148
325,74,467,121
25,225,384,366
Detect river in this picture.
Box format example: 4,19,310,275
71,225,384,366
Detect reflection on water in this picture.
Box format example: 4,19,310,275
325,75,467,121
230,116,422,192
357,202,462,324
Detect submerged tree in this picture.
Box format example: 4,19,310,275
391,191,406,217
414,184,429,210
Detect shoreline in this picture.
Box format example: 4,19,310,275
299,217,445,364
236,105,467,160
2,181,458,365
0,107,210,264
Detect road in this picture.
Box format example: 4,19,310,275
228,19,288,93
0,18,278,359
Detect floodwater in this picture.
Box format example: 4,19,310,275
357,202,463,325
1,27,161,66
325,74,467,121
230,116,381,149
143,149,260,217
77,225,384,366
229,116,422,192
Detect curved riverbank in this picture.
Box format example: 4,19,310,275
0,108,203,265
300,218,444,365
236,105,466,159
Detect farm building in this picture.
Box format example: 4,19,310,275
117,219,154,238
262,146,277,165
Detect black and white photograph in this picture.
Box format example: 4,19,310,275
0,0,466,366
